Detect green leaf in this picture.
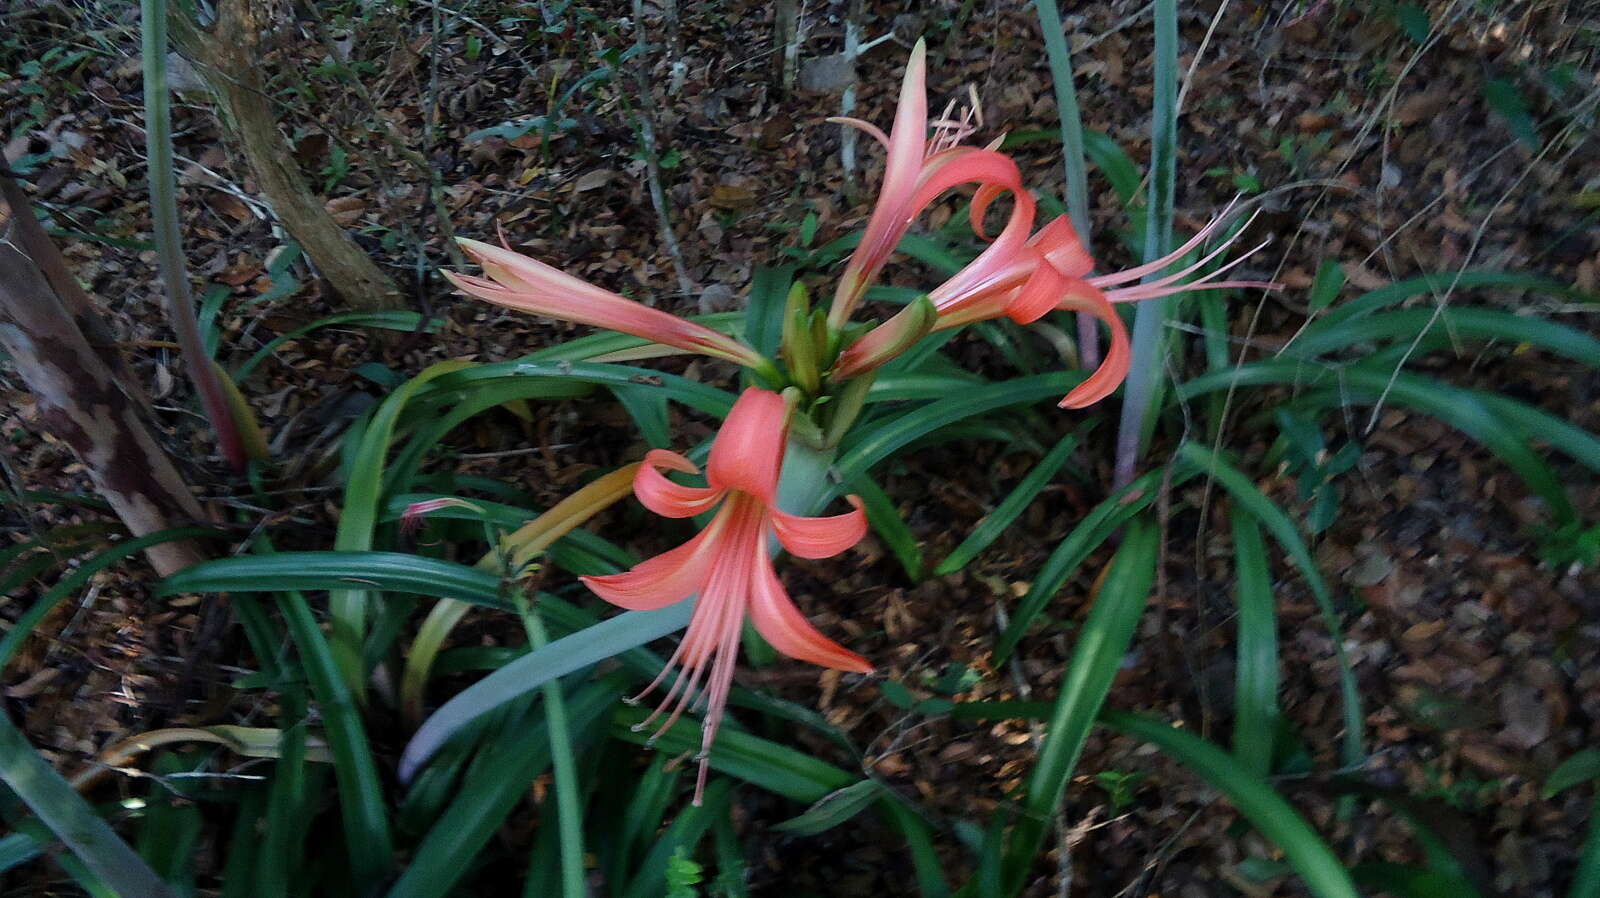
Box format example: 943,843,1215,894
387,682,618,898
1101,711,1360,898
1307,259,1346,313
1290,307,1600,368
1483,78,1540,149
1231,509,1279,778
0,526,218,670
331,360,476,693
1002,519,1159,894
848,474,923,581
400,603,693,781
993,467,1178,667
234,311,438,382
1175,442,1363,770
1082,130,1142,206
1180,363,1579,524
835,372,1084,484
1544,748,1600,799
0,709,174,897
772,780,886,836
1396,2,1431,43
935,426,1087,575
1307,270,1583,331
745,266,794,360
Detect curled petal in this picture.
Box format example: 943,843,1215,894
771,496,868,559
581,514,725,610
748,541,872,673
1004,259,1071,325
1053,279,1132,409
634,450,724,518
1028,215,1095,279
706,388,789,502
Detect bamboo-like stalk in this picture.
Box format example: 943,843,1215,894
142,0,249,471
1112,0,1178,489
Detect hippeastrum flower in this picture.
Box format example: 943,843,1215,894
826,39,1039,329
835,200,1274,409
581,388,869,804
444,236,769,370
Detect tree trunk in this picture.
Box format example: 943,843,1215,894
169,0,404,311
0,177,207,577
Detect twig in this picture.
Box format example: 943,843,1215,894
629,0,696,297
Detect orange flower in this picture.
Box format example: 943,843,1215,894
582,388,869,803
827,43,1272,408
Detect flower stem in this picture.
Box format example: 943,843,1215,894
1112,0,1178,489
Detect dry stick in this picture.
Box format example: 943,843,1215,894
1189,0,1465,556
1365,92,1599,430
630,0,696,298
168,0,404,311
300,2,465,270
0,178,207,577
774,0,802,93
839,0,864,200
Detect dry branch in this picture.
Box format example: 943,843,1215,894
169,0,404,311
0,177,207,576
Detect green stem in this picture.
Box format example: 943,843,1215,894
1112,0,1178,489
514,592,586,898
141,0,246,470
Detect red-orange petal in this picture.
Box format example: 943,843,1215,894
581,518,721,610
1054,279,1132,409
634,449,724,519
747,542,872,673
770,497,867,560
706,388,788,502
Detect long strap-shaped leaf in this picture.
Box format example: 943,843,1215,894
1000,518,1159,896
331,359,476,696
1180,362,1578,523
399,602,693,781
1101,711,1360,898
0,711,174,897
1177,442,1364,770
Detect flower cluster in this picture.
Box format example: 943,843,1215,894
445,41,1269,802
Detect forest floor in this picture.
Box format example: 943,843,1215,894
3,0,1600,895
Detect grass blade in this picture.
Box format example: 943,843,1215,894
1177,442,1362,769
1230,508,1278,778
935,426,1086,575
1002,518,1159,895
1100,711,1360,898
